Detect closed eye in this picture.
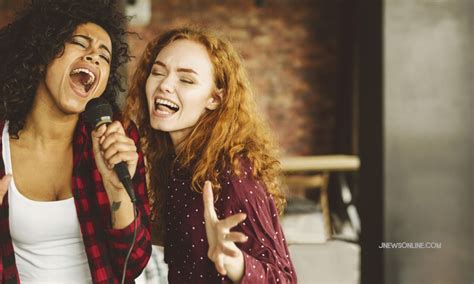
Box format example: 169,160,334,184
152,71,165,76
71,41,87,48
100,55,111,64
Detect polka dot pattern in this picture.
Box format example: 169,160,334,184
162,160,297,283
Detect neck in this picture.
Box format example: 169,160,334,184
18,96,78,148
170,128,192,151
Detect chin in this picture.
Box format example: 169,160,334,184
152,125,172,132
60,102,86,115
149,119,168,131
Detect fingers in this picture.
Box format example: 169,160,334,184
213,214,246,243
208,239,243,273
91,124,107,139
102,137,137,162
103,121,125,136
0,174,12,205
92,122,128,147
203,181,218,222
203,180,248,275
100,132,135,150
220,243,240,257
106,151,139,169
212,217,248,258
220,213,247,230
214,218,248,258
91,124,106,156
96,122,138,170
224,232,248,244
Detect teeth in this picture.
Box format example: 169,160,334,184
71,68,96,85
155,98,179,110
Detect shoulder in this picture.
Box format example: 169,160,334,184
220,158,269,206
216,158,281,225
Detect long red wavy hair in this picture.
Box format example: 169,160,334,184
125,27,285,236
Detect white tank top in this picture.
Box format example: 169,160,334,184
3,122,92,283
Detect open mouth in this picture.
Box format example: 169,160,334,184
155,98,180,114
69,68,96,94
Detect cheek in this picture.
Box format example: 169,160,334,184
145,78,159,99
183,94,212,117
44,59,65,83
190,89,213,108
98,69,111,92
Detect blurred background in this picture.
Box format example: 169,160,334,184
1,0,472,283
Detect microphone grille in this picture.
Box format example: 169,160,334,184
84,97,113,127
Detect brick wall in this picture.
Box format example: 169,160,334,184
0,0,344,155
128,0,343,155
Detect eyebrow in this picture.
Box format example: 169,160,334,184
73,35,112,56
154,60,198,75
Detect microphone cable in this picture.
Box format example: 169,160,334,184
121,203,138,284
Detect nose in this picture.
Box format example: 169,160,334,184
84,54,100,66
159,74,175,94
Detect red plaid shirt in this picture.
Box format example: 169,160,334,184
0,117,151,283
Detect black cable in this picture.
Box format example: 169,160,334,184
121,204,138,284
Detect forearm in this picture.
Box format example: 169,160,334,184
104,182,135,229
105,208,152,281
103,180,152,281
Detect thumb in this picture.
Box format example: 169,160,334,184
0,174,12,205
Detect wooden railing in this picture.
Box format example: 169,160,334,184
281,155,360,240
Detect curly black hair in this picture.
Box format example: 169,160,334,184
0,0,130,137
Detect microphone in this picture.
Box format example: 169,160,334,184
84,97,137,203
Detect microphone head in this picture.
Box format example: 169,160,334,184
84,97,113,128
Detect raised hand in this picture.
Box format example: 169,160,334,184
202,181,247,282
0,174,12,205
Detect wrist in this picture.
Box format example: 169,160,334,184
103,180,128,199
103,176,124,190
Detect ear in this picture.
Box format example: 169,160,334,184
206,88,223,110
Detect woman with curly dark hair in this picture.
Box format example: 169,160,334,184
0,0,151,283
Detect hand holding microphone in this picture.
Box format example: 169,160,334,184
85,98,138,203
85,98,141,282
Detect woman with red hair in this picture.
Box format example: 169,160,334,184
126,27,297,283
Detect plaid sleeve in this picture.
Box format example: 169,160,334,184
104,121,152,282
105,210,151,281
0,121,20,283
